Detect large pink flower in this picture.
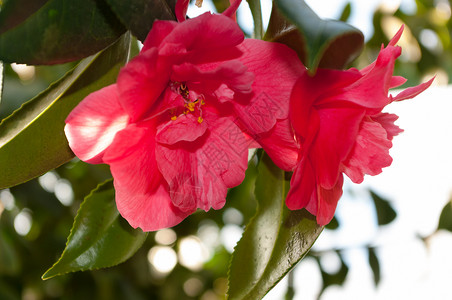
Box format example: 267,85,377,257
65,5,303,231
287,26,434,226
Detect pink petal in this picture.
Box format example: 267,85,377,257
103,124,190,231
175,0,189,22
315,174,344,226
286,157,317,211
255,118,299,171
115,183,190,231
223,0,241,19
171,60,254,95
337,45,401,109
310,106,364,189
234,39,305,134
156,113,208,145
155,113,248,212
64,84,129,164
388,25,404,46
142,20,178,51
371,113,403,140
341,118,393,183
391,77,435,102
116,48,170,122
162,13,244,55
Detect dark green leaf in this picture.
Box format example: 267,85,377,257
367,247,380,286
438,198,452,232
0,0,125,64
325,216,339,230
0,0,49,34
318,251,348,291
370,190,397,226
0,227,21,275
339,3,352,22
105,0,176,42
269,0,364,72
227,154,323,299
247,0,264,39
0,33,131,189
42,180,148,279
0,62,3,105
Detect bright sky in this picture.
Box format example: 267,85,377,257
187,1,452,299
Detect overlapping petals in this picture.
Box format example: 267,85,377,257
65,3,304,231
287,26,434,226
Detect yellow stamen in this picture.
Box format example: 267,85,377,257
198,116,203,123
171,116,177,121
200,99,205,105
185,102,196,112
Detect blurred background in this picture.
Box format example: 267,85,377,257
1,0,452,299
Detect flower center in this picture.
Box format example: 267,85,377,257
170,82,205,123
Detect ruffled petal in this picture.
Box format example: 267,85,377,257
391,77,434,102
315,174,344,226
371,113,403,140
142,20,178,51
310,106,364,189
255,118,299,171
335,45,401,109
156,113,208,145
64,84,129,164
286,157,317,211
234,39,305,134
341,118,393,184
155,113,248,212
171,60,254,95
116,48,170,122
103,124,190,231
162,13,244,56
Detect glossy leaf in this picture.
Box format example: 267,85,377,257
0,33,131,189
42,180,148,279
0,62,3,105
268,0,364,72
370,190,397,226
368,247,381,286
105,0,176,42
0,0,49,34
438,198,452,232
0,0,125,64
227,154,323,299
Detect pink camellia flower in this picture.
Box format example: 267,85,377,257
287,26,434,226
65,1,302,231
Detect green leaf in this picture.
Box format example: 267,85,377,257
105,0,176,42
42,180,148,279
247,0,264,39
369,190,397,226
367,247,380,286
227,154,323,299
0,62,3,105
0,0,125,64
269,0,364,72
0,33,131,190
0,0,49,34
318,251,348,291
339,3,352,22
438,197,452,232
